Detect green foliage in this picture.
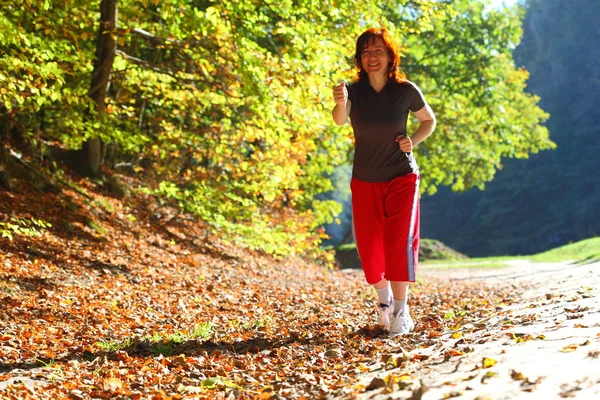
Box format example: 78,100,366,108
0,217,52,240
0,0,98,146
384,0,554,195
146,323,214,356
1,0,553,258
421,0,600,256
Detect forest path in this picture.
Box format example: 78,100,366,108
406,259,600,399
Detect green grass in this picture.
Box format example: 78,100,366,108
336,243,357,252
530,237,600,263
96,337,133,352
422,237,600,269
95,322,214,357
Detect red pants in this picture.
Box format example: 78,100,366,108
351,173,420,284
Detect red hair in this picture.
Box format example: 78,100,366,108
354,27,406,83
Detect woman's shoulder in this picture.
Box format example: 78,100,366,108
394,79,420,89
393,79,424,96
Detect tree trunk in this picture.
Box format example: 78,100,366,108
78,0,118,178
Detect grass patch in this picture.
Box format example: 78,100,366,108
420,239,468,261
423,237,600,268
191,321,214,340
530,237,600,263
95,322,214,357
336,243,357,252
96,337,133,352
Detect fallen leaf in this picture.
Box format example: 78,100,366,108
481,371,497,383
511,370,526,381
560,344,578,353
482,357,497,368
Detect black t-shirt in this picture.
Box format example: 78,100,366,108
347,79,426,182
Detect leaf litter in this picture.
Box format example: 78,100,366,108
1,177,597,399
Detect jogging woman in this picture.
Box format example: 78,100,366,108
332,27,436,336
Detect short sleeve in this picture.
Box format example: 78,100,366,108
346,81,357,104
407,81,426,112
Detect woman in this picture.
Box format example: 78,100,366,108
332,27,436,337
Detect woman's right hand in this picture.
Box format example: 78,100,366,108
333,82,348,106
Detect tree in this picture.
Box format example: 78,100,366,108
0,0,555,257
81,0,118,177
325,0,553,246
421,0,600,256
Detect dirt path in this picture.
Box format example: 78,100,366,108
409,259,600,399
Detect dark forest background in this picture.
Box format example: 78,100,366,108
420,0,600,256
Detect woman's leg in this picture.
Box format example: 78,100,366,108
351,178,386,285
383,173,420,282
351,178,394,327
390,281,409,314
384,173,420,335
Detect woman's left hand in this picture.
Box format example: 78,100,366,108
395,135,413,153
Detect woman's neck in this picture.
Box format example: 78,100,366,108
368,74,388,92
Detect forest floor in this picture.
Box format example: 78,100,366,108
0,173,599,399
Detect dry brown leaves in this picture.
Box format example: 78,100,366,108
0,176,517,399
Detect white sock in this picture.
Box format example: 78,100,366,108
393,299,407,316
375,286,392,308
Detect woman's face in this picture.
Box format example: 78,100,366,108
360,37,390,78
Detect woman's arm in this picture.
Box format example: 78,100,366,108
332,82,352,125
396,103,436,151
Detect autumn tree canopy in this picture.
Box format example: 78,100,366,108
0,0,553,256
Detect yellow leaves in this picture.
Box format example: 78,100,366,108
508,332,546,343
451,331,463,339
482,357,497,368
481,371,497,384
357,363,370,373
560,344,579,353
558,338,592,353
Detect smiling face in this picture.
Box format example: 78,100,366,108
360,37,391,79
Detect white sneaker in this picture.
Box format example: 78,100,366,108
376,301,394,331
389,311,414,337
